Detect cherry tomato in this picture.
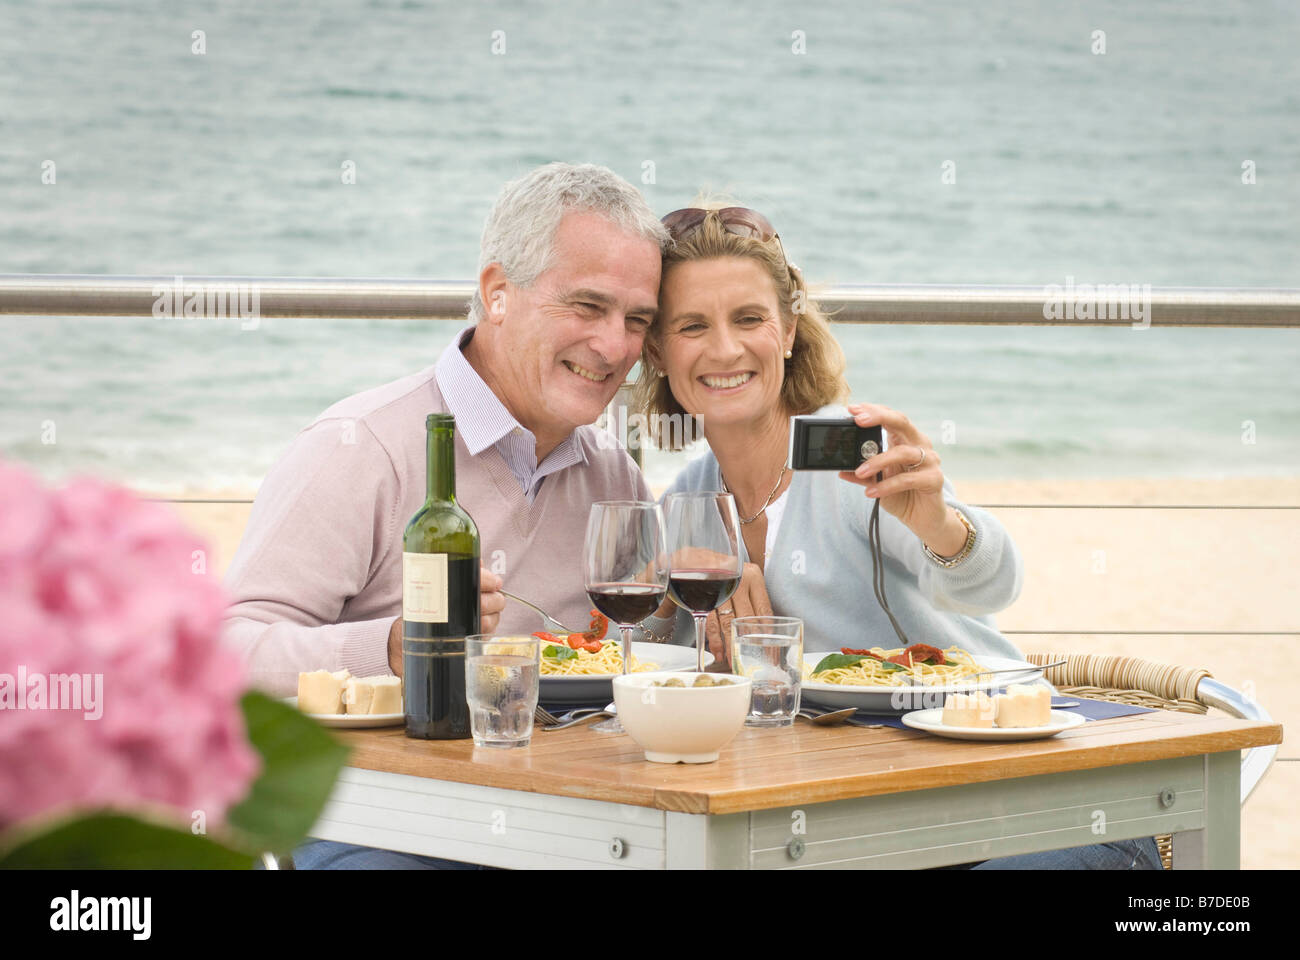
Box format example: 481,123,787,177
902,643,946,665
582,609,610,643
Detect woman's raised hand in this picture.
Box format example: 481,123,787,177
837,403,960,551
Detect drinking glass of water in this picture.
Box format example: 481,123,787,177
465,635,541,748
730,617,803,727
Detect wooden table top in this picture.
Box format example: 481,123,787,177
331,710,1282,815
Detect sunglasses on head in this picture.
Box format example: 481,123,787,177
660,206,794,274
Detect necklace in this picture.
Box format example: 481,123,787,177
720,464,788,525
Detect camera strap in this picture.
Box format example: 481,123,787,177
868,497,912,647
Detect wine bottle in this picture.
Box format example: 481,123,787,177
402,413,479,739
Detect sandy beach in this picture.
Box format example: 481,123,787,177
151,474,1297,869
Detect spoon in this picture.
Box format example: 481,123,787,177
501,591,581,635
800,707,858,726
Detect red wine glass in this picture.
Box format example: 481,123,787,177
583,500,668,734
664,492,742,673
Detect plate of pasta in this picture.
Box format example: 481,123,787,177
539,640,712,705
800,643,1041,715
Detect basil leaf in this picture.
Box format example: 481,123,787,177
544,645,578,661
812,653,906,674
813,653,868,673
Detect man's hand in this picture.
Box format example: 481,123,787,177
480,565,505,633
703,562,773,671
387,615,404,676
388,564,508,676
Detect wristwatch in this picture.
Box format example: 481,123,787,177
923,508,976,567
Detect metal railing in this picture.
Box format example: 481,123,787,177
2,274,1299,326
1,273,1289,794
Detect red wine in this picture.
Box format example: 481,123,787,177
668,568,740,613
402,414,479,740
587,582,666,625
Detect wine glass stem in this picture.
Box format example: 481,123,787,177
694,614,707,672
620,625,633,676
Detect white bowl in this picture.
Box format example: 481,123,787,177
612,671,752,764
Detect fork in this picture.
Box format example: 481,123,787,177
534,705,562,726
537,710,611,731
974,659,1068,678
503,591,581,635
534,704,606,728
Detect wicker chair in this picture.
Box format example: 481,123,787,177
1025,652,1278,869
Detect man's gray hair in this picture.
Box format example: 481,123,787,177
469,162,670,324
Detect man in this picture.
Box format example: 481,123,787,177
223,162,668,868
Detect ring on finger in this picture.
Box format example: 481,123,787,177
903,449,927,472
719,607,734,616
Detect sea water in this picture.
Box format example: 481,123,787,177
2,0,1297,492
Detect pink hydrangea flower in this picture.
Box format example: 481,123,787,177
0,460,261,833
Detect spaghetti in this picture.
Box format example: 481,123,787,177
807,645,986,687
539,642,659,676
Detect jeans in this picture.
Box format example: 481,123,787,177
965,836,1163,870
287,839,497,870
286,835,1162,870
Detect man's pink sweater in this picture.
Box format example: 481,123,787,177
221,363,649,696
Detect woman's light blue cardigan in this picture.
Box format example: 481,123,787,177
648,409,1030,664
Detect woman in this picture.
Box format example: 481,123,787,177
636,206,1023,665
636,205,1161,871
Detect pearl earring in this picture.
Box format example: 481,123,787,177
784,349,793,359
657,369,666,378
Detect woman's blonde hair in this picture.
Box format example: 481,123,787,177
635,208,848,451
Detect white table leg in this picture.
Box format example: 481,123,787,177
665,811,749,869
1171,751,1240,869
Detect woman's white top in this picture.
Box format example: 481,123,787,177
762,488,788,565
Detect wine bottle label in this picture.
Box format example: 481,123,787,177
402,552,449,623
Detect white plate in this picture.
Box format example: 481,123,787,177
800,653,1044,715
541,642,713,705
282,697,404,728
900,708,1087,740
